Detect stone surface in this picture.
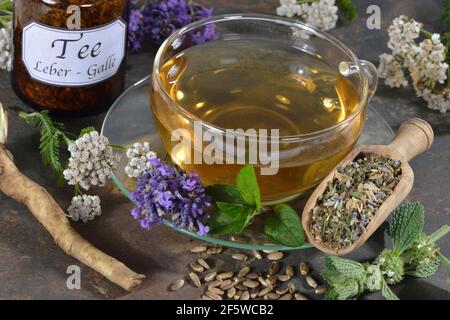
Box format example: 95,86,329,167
0,0,449,300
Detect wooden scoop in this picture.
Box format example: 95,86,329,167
301,118,434,256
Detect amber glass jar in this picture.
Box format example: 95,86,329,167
12,0,129,113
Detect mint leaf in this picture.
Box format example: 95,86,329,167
389,202,424,254
236,165,261,210
264,204,305,247
206,184,245,205
381,280,399,300
208,202,254,234
439,253,450,280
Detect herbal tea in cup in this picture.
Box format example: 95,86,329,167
151,14,378,203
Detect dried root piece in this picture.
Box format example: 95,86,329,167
0,146,145,291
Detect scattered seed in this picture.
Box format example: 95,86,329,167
190,262,204,273
230,236,237,242
190,246,207,253
227,287,236,299
276,288,288,295
252,250,262,260
266,293,280,300
266,275,278,285
269,262,279,274
285,265,294,277
232,253,248,261
299,262,309,276
246,272,259,279
243,280,259,289
263,250,276,254
235,283,247,291
189,272,201,288
287,283,296,294
238,267,250,278
201,295,212,300
207,247,223,255
250,290,258,299
279,293,293,300
258,287,272,297
208,280,222,289
206,291,223,300
278,274,291,282
294,293,309,300
197,258,210,270
234,290,242,300
240,291,250,300
220,279,234,290
209,287,224,295
169,279,185,291
306,275,318,288
268,252,284,261
315,287,327,295
204,272,217,282
217,272,234,280
258,276,267,287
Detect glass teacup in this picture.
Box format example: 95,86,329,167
151,14,378,203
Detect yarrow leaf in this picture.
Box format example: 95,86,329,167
336,0,358,22
19,111,69,181
264,204,305,247
389,202,424,254
79,126,96,138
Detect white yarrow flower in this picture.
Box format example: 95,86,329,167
379,15,449,112
125,141,157,178
63,131,120,190
0,22,12,72
68,195,102,223
378,54,409,88
276,0,338,31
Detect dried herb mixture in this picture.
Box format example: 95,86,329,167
310,154,402,250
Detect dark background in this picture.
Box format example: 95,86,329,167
0,0,449,299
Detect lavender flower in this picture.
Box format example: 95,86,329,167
135,0,215,47
128,9,148,53
130,157,211,236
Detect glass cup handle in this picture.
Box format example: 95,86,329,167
339,60,379,102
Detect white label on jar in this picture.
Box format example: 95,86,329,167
22,19,126,87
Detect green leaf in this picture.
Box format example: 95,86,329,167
264,204,305,247
439,253,450,280
79,126,96,138
236,165,261,210
381,280,399,300
428,225,450,243
336,0,358,22
208,202,255,234
389,202,424,254
206,184,246,205
19,111,70,181
322,256,366,281
325,278,360,300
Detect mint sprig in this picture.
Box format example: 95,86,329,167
207,165,261,235
265,204,305,247
207,166,305,247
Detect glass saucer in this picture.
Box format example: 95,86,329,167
101,75,395,251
